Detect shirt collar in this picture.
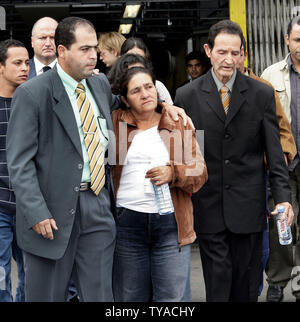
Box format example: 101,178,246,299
34,56,57,74
211,67,237,92
288,55,299,74
56,62,87,95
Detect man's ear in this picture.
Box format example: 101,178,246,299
57,45,66,59
285,34,290,47
203,43,211,58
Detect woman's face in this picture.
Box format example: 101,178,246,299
124,72,157,116
126,46,146,58
99,48,118,67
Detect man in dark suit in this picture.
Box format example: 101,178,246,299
174,20,294,302
28,17,58,79
6,17,118,301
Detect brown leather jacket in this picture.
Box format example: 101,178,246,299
112,107,208,247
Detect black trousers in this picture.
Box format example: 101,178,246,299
197,229,263,302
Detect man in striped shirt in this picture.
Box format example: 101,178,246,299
0,39,29,302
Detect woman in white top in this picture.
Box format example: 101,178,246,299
120,37,173,104
111,66,207,302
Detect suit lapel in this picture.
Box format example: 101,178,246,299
202,72,226,123
87,76,114,132
28,58,37,80
225,72,247,128
51,68,83,158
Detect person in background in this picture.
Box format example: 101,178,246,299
178,50,211,88
107,53,167,104
0,39,29,302
29,17,58,79
120,37,173,105
175,19,293,302
98,31,126,68
261,15,300,303
237,35,297,297
111,66,207,301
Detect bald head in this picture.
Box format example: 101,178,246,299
31,17,58,65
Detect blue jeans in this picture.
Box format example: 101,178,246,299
0,212,25,302
113,207,191,302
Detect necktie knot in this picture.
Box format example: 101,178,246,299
220,85,229,95
76,83,85,94
42,66,51,73
220,85,230,115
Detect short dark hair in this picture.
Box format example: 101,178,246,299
287,16,300,36
185,51,202,66
120,37,151,61
55,16,95,50
185,50,211,70
108,53,153,93
207,20,243,49
241,35,247,52
113,66,156,103
0,39,26,65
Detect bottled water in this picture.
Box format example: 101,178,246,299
276,206,292,245
152,182,174,215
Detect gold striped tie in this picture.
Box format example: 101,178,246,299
76,83,105,196
220,85,230,115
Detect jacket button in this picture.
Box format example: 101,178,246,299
225,185,230,190
225,159,230,165
225,133,230,139
74,186,79,192
78,163,83,169
69,209,75,215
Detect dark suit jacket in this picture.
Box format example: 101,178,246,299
28,58,36,80
175,70,291,235
7,66,118,260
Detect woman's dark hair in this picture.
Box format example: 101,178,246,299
114,66,156,109
108,53,153,93
120,37,151,61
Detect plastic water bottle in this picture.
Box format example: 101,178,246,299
276,206,292,245
152,182,174,215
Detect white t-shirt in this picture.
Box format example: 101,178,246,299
117,125,170,213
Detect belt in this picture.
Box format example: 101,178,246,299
80,182,90,191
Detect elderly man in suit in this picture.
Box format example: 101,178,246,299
174,20,294,302
29,17,58,79
6,17,118,302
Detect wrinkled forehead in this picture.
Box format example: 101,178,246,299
32,24,57,38
213,33,242,50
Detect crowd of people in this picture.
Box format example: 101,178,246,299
0,13,299,303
